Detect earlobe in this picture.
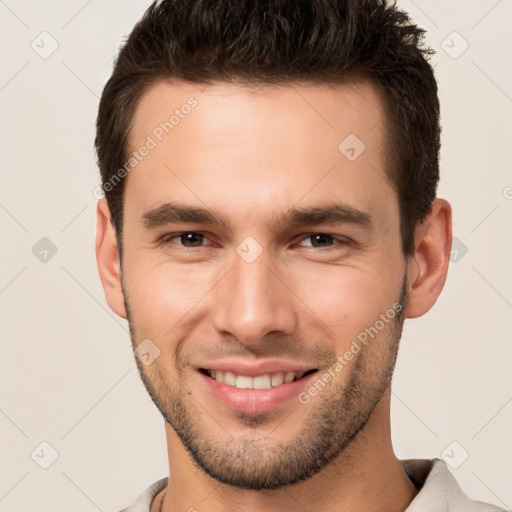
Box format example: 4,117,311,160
404,198,452,319
95,198,127,319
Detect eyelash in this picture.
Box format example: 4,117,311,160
159,232,351,251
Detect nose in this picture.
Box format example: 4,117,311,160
211,248,297,346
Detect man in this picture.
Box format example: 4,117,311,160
94,1,505,511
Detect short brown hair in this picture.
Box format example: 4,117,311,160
95,0,440,258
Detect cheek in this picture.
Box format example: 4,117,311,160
123,246,403,345
124,262,214,336
288,265,395,340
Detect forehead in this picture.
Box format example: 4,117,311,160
130,79,387,150
125,78,395,230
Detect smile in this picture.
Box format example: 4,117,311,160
199,368,318,390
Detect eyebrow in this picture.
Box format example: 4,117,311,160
141,201,373,231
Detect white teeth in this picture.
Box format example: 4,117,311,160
223,371,236,386
252,375,272,389
235,375,253,389
207,370,309,389
284,371,295,383
271,372,284,386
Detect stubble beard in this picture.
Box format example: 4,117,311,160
122,274,408,490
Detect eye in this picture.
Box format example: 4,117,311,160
161,232,210,248
298,233,349,249
159,231,350,251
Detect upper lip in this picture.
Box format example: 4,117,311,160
197,359,318,377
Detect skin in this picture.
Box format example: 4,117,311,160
96,79,452,512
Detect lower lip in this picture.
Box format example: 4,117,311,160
198,370,318,415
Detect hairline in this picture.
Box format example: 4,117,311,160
115,75,404,260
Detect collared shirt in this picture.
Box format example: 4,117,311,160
117,458,507,512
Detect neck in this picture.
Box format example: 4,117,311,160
156,390,418,512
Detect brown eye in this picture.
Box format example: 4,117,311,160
162,232,207,247
306,234,335,248
299,233,346,248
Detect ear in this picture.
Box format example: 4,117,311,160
95,198,127,319
404,198,452,319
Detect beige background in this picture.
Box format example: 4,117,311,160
1,1,511,510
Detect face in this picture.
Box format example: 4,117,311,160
117,79,409,489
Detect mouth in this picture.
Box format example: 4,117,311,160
199,368,318,390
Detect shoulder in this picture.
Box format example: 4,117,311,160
403,459,508,512
117,477,168,512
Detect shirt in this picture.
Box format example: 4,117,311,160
117,458,507,512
